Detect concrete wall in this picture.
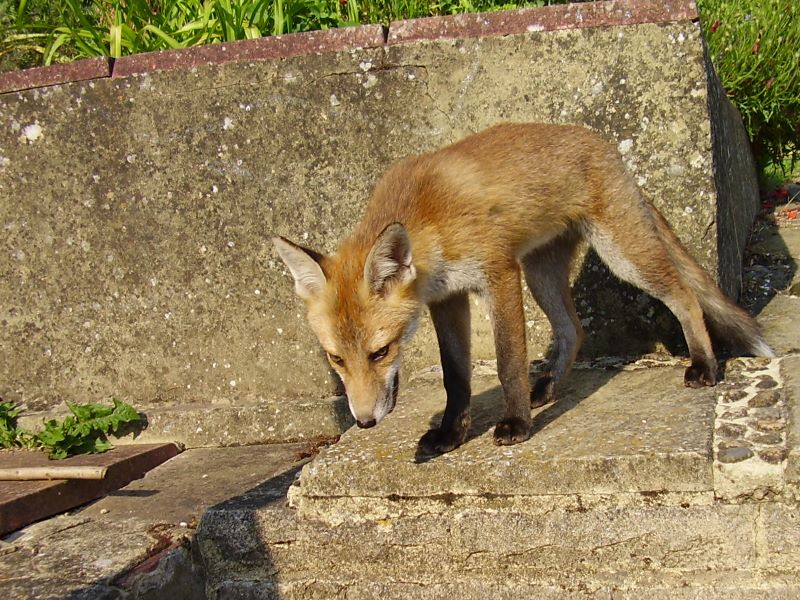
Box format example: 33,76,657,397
0,0,760,412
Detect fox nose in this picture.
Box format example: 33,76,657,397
357,418,376,429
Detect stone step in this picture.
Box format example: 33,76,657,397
196,357,800,599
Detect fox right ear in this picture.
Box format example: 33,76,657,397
272,236,327,300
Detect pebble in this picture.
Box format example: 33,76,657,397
758,448,788,464
755,376,778,390
718,446,754,463
754,419,786,433
748,432,783,445
752,407,782,420
748,390,780,408
718,439,752,450
716,422,747,438
723,390,749,402
720,408,748,420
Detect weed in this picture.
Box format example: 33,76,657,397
0,398,142,459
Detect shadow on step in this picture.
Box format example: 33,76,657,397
415,365,622,464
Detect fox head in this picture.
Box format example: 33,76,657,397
273,223,421,428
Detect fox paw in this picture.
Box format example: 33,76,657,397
684,361,717,388
418,425,468,455
493,417,531,446
531,374,555,408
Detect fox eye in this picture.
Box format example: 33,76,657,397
328,353,345,367
369,345,390,362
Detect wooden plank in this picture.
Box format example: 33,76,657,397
0,443,181,535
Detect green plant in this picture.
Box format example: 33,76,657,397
0,400,22,447
700,0,800,169
0,398,141,459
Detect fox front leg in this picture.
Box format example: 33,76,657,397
419,292,473,454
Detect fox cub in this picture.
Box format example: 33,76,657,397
274,123,772,454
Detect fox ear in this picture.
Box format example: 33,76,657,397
364,223,416,295
272,236,327,300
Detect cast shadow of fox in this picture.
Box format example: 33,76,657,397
413,364,620,464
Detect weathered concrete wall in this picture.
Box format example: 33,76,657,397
0,0,760,413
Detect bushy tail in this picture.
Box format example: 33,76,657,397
648,206,774,357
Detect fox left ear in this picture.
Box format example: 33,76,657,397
364,222,416,295
272,236,328,300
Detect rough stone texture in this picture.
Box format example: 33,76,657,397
713,358,788,501
0,6,760,416
784,356,800,484
296,366,715,510
0,443,310,599
4,354,798,599
751,218,800,356
198,467,796,600
192,355,798,599
704,44,761,299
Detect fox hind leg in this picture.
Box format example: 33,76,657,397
521,230,584,407
583,216,718,387
487,263,533,445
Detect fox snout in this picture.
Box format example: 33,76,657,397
348,370,400,429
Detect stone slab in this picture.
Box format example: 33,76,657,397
112,25,386,78
388,0,697,44
0,57,110,94
759,295,800,355
784,356,800,484
296,364,715,506
0,443,311,599
212,578,800,600
0,442,180,535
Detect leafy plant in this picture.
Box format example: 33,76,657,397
0,398,141,459
699,0,800,169
0,400,22,448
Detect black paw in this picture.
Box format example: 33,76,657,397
531,374,556,408
493,416,531,446
684,361,717,388
418,425,468,455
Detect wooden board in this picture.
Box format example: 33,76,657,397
0,443,181,535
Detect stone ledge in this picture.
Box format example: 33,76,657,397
387,0,698,45
112,25,387,78
0,57,111,94
17,396,353,449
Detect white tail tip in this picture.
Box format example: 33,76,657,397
751,338,775,358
